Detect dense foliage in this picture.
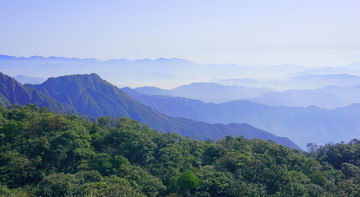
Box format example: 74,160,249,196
1,105,359,196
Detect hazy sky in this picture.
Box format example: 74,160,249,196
1,0,360,67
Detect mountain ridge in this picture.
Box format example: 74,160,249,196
0,72,76,113
14,72,299,149
123,87,360,149
135,82,271,103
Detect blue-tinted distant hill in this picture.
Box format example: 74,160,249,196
136,74,360,105
217,74,360,90
288,74,360,88
124,87,360,149
14,75,45,84
250,84,360,109
135,82,271,103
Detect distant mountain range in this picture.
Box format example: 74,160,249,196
135,83,271,103
251,84,360,109
6,54,359,89
217,74,360,90
123,88,360,149
0,72,300,149
2,54,360,149
135,78,360,109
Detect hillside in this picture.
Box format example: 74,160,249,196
0,72,76,113
1,105,359,196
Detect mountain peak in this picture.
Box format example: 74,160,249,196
0,72,76,113
26,73,300,149
0,54,17,60
44,73,103,84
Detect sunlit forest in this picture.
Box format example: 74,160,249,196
1,105,359,196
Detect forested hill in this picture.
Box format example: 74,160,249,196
22,73,299,149
0,105,359,196
0,72,76,114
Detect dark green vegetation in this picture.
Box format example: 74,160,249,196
0,72,299,149
1,105,360,196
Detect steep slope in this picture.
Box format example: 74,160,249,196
27,73,300,149
27,73,138,117
123,88,360,149
0,72,76,113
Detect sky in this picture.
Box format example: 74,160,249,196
1,0,360,67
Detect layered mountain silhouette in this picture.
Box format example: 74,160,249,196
251,88,342,109
249,84,360,109
136,77,360,109
123,88,360,149
0,72,300,149
135,82,271,103
7,54,360,90
217,74,360,91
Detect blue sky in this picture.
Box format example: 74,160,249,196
1,0,360,67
